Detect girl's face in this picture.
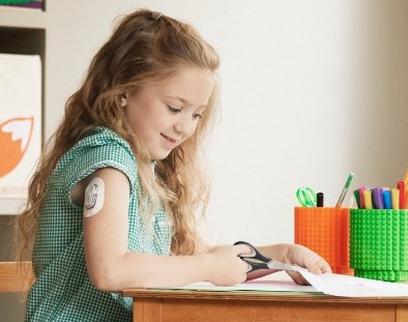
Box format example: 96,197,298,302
124,67,215,160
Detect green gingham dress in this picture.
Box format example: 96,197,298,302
25,127,173,322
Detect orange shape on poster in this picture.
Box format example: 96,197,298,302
0,117,34,177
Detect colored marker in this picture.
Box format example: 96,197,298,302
335,172,355,207
372,187,383,209
397,180,406,209
383,188,392,209
405,190,408,210
353,189,361,208
363,190,373,209
359,186,366,209
317,192,324,207
391,188,400,209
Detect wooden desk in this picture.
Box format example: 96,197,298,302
122,288,408,322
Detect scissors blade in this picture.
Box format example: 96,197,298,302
266,260,307,272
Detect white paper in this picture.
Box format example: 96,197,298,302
156,271,318,293
167,280,317,293
300,271,408,297
161,269,408,297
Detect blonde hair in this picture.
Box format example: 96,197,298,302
16,8,220,271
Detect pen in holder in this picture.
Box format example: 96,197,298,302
294,207,353,274
350,208,408,282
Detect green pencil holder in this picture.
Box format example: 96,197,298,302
350,208,408,282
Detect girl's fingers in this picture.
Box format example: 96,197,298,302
320,261,332,273
307,259,332,275
308,264,322,275
233,244,252,256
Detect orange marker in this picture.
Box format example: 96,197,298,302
406,190,408,210
397,180,406,209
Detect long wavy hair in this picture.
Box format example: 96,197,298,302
16,8,220,274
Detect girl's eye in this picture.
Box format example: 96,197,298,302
193,114,203,120
167,105,181,113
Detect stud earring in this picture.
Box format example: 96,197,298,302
121,97,127,107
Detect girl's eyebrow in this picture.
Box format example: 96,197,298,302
165,95,188,104
165,95,207,109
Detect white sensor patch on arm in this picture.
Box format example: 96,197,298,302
84,177,105,218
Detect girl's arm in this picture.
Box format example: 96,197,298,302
82,167,249,291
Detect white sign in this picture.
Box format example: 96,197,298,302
0,54,42,201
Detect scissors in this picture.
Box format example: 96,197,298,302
234,241,304,273
296,187,317,207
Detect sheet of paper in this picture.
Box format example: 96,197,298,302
166,279,318,293
158,269,408,297
300,271,408,297
157,271,319,293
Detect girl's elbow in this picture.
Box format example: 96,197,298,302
87,264,121,292
86,254,154,290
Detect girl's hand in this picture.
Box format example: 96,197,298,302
205,244,250,286
284,244,332,285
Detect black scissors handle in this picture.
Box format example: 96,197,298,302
234,241,272,272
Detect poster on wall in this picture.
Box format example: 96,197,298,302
0,0,44,10
0,54,42,208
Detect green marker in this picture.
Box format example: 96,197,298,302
335,172,355,208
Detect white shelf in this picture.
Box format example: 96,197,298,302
0,6,46,29
0,197,26,215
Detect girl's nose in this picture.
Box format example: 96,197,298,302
174,116,195,137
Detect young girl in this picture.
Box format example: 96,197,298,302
18,9,331,321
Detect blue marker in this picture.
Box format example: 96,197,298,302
382,188,392,209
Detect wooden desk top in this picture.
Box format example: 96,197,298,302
123,274,408,322
122,288,408,304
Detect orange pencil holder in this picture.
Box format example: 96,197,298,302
294,207,353,274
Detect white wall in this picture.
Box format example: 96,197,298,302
46,0,408,246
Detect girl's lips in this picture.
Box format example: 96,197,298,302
161,133,177,144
